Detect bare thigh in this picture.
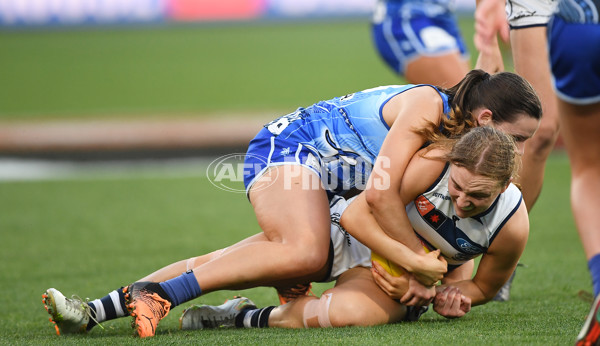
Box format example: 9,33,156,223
405,52,470,88
248,165,332,275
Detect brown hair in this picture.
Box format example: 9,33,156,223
416,69,543,142
443,127,520,187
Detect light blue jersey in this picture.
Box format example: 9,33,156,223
244,85,451,198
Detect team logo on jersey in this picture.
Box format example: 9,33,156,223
415,196,447,230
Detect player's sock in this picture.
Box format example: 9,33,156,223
588,254,600,296
159,271,202,308
86,287,129,330
235,306,276,328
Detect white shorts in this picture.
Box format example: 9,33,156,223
324,197,372,282
506,0,558,28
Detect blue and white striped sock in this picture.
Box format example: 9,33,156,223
87,287,128,330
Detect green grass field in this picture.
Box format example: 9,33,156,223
0,152,591,344
0,17,512,121
0,16,581,345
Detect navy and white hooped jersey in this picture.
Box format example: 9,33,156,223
244,85,452,197
405,163,523,270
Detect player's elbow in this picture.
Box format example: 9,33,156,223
365,188,385,210
477,285,500,305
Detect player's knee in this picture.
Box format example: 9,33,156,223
277,242,328,275
292,238,329,271
327,299,374,327
303,291,391,328
294,249,329,274
527,121,560,156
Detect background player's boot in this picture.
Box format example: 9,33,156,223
493,263,525,302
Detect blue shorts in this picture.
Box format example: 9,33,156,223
548,16,600,105
244,126,322,192
371,0,468,75
243,126,372,200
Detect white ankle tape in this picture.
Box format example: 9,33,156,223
302,293,333,328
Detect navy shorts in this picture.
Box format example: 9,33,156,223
243,126,372,199
243,127,324,195
548,16,600,105
371,0,468,75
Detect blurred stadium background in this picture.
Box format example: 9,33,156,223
0,0,490,170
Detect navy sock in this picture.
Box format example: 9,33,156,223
588,254,600,296
235,306,275,328
87,287,129,330
159,271,202,308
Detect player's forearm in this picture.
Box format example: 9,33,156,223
366,192,426,254
342,212,421,273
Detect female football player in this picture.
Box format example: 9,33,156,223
179,126,527,328
43,70,541,337
371,0,471,87
539,0,600,343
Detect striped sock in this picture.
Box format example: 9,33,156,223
235,306,275,328
86,287,128,330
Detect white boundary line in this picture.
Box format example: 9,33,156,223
0,157,214,182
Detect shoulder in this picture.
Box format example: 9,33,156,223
392,85,445,104
489,197,529,254
382,85,446,127
400,148,447,203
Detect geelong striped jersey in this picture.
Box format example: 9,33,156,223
406,163,522,270
326,163,522,279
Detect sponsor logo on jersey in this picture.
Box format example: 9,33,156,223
415,196,435,215
415,196,448,230
456,237,483,255
433,192,451,201
331,212,352,247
